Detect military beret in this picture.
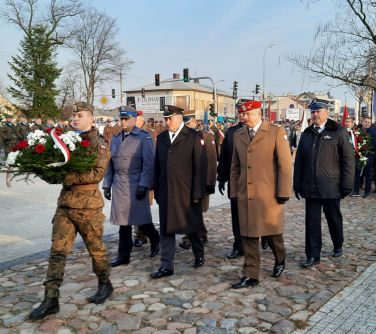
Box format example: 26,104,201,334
119,105,138,118
238,100,262,112
309,99,329,111
74,101,94,114
163,105,184,118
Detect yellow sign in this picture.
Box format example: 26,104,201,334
99,95,109,106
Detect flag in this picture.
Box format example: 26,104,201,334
300,110,308,132
341,104,349,127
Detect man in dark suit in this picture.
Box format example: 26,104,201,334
294,100,355,268
151,105,206,279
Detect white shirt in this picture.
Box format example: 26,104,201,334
169,121,184,143
314,121,327,133
248,120,263,135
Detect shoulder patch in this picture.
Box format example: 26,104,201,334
271,123,281,127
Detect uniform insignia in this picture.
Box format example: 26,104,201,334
147,136,152,140
211,140,215,145
323,135,332,140
100,145,106,149
272,123,281,127
283,135,288,141
201,139,205,146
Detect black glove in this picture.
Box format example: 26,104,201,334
206,185,215,195
218,181,225,196
136,186,148,200
295,191,300,201
103,187,111,200
277,197,289,204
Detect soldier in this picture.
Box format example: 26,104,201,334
103,119,115,144
230,100,292,288
103,106,159,267
29,117,44,132
151,105,206,278
179,111,217,249
16,115,30,140
1,114,18,159
44,118,55,131
29,102,112,321
132,110,158,247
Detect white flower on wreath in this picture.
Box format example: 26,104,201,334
5,150,21,167
59,131,81,152
26,129,47,146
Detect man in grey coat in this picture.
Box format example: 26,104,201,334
103,106,160,267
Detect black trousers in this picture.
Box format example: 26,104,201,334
118,224,159,259
160,232,204,271
230,198,243,252
305,199,343,260
354,159,373,193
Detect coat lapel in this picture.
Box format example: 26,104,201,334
238,127,251,147
251,121,269,145
171,125,189,146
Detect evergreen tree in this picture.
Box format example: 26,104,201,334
8,25,62,119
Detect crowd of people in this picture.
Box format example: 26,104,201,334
0,98,371,321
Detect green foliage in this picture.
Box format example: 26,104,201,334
8,25,62,119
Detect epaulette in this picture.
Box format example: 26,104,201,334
271,123,282,127
140,129,149,134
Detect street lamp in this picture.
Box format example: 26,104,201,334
215,79,224,116
262,43,275,116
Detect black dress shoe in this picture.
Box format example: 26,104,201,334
178,240,191,250
150,268,174,279
332,248,342,257
193,257,204,268
261,236,269,250
299,257,320,268
272,260,285,277
363,192,371,198
87,280,113,304
133,238,147,247
110,257,130,267
149,244,160,257
226,249,244,259
29,298,59,321
231,277,259,289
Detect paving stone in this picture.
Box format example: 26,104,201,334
271,319,295,333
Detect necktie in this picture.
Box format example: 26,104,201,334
249,128,255,141
315,126,320,133
171,133,175,141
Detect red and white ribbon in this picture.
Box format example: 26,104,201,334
48,128,71,167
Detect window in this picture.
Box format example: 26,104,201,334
174,95,190,110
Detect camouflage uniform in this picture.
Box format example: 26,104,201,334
44,128,111,299
1,121,19,158
16,121,30,140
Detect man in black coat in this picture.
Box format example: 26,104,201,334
151,105,206,279
294,100,355,268
217,109,245,259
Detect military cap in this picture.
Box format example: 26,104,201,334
74,101,94,114
309,99,329,111
183,110,196,124
227,118,236,124
119,105,138,119
163,105,184,118
238,100,262,112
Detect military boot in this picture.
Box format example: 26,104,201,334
29,298,59,321
87,280,113,304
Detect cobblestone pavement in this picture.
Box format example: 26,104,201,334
0,195,375,333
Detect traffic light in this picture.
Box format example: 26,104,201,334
111,88,115,98
155,73,160,86
209,103,216,116
141,88,145,98
255,84,260,95
233,81,238,99
233,81,238,91
183,68,189,82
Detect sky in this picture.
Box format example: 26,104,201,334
0,0,357,109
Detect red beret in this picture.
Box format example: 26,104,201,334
238,100,262,112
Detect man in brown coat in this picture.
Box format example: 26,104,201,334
29,102,112,320
230,100,292,288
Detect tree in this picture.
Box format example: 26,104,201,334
67,8,132,105
8,24,62,118
0,0,83,46
290,0,376,89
